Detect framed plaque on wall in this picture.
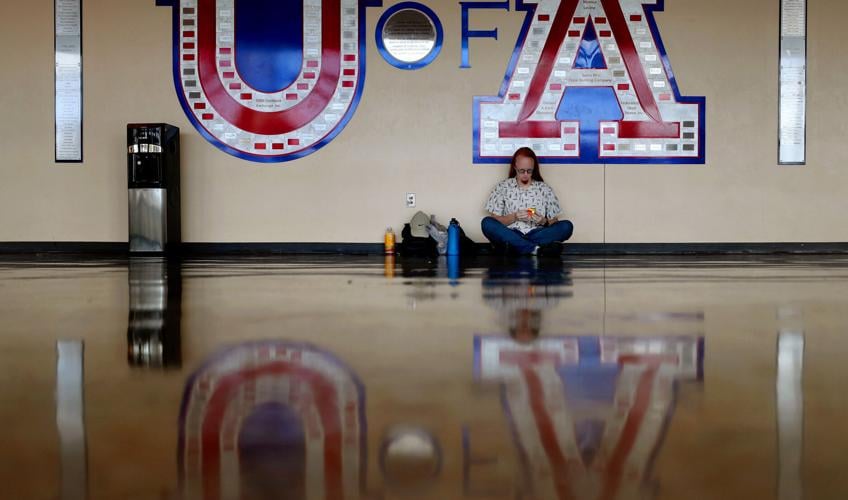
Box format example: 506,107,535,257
55,0,83,162
779,0,806,165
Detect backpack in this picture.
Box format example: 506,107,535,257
398,223,438,257
454,220,478,256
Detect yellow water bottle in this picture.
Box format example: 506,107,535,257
384,227,396,255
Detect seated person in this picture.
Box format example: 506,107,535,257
481,147,574,256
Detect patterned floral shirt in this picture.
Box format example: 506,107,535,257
485,178,562,234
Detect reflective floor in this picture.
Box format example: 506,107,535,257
0,254,846,500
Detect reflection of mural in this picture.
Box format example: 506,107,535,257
475,335,704,499
179,341,366,499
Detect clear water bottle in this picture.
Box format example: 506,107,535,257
427,215,448,255
447,219,460,256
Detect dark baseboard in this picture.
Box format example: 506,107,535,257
561,243,848,255
1,241,847,256
0,242,129,254
180,242,382,255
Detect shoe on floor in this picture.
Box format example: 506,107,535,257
489,243,509,256
537,242,564,257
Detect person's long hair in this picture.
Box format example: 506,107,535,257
508,147,544,182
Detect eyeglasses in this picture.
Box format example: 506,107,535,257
516,168,534,174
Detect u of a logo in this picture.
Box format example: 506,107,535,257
473,0,705,164
159,0,371,162
159,0,704,164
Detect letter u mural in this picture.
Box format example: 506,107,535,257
160,0,369,162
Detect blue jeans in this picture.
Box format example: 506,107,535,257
481,217,574,255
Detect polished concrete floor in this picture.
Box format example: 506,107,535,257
0,254,846,500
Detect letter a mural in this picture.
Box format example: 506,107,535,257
474,0,705,164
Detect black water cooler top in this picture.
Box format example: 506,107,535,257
127,123,179,189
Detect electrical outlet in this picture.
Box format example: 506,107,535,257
406,192,416,208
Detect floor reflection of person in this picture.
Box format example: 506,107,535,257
482,256,573,341
481,147,574,256
509,308,543,343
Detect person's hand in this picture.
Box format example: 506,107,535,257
530,213,544,225
515,210,532,222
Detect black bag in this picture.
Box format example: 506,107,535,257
398,219,478,257
398,223,438,257
454,220,478,256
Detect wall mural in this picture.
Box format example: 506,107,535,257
158,0,704,164
158,0,377,163
178,341,366,499
473,0,705,164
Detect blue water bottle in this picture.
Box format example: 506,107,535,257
447,218,460,256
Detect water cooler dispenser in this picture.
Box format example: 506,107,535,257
127,123,180,253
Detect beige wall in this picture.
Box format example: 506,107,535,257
0,0,843,244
